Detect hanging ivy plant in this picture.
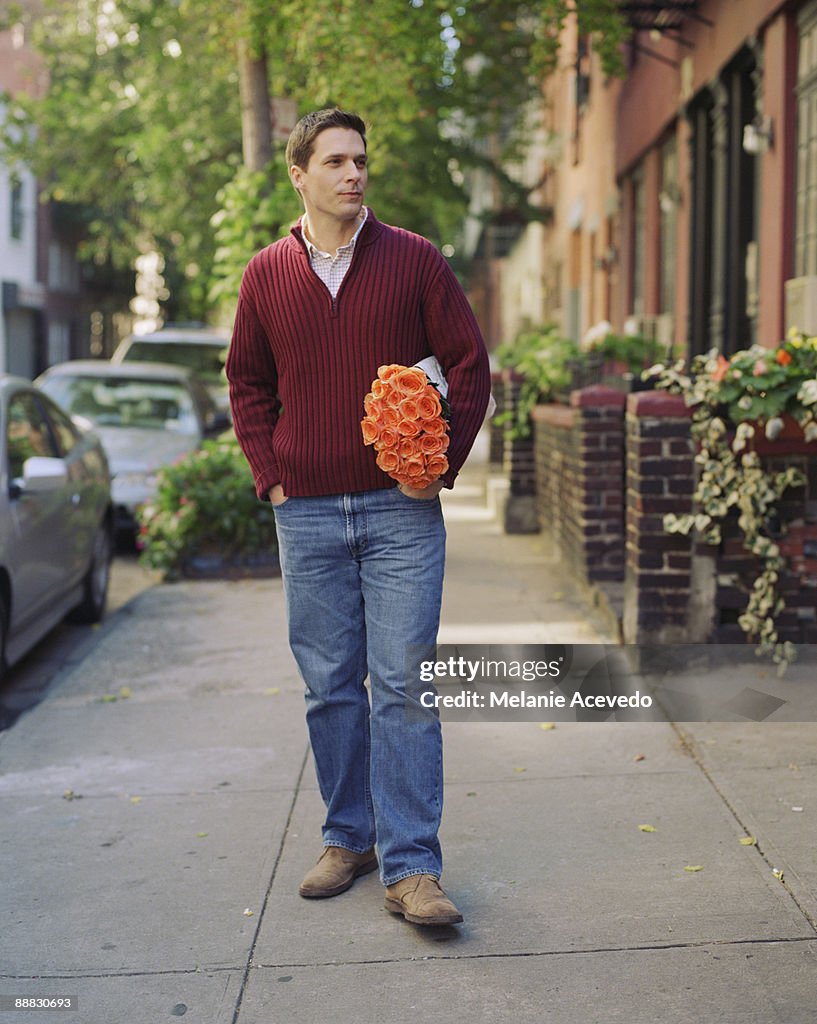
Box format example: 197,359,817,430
649,331,817,672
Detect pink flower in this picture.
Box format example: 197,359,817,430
712,355,730,382
753,359,767,376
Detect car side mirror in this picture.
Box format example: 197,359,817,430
207,411,232,435
19,456,69,494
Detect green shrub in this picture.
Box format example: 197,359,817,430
589,332,661,374
137,435,277,578
494,325,581,438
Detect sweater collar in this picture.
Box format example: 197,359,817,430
290,208,384,253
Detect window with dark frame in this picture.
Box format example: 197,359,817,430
10,176,24,240
659,135,678,316
796,2,817,278
631,165,646,317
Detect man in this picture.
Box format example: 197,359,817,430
227,108,490,926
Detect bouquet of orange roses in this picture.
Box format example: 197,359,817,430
361,363,451,488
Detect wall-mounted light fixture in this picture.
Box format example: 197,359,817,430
742,115,774,155
658,184,682,214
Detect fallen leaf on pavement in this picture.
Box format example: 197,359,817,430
62,789,82,801
772,868,784,881
196,832,209,838
633,754,646,762
243,908,254,916
513,767,527,773
684,865,704,872
129,796,142,804
638,824,657,832
539,723,556,731
739,836,757,846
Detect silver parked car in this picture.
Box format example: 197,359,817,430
37,361,226,535
0,375,113,682
111,325,231,418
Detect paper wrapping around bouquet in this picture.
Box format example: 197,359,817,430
412,355,496,418
413,355,449,398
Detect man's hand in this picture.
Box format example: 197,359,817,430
268,484,288,506
398,479,445,501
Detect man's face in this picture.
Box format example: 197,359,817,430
290,127,368,224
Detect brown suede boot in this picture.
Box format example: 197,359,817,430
384,874,463,925
298,846,379,898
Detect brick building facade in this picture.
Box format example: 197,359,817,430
477,1,817,654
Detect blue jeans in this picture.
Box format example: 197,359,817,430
273,486,446,886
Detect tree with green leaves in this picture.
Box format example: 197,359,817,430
1,0,629,320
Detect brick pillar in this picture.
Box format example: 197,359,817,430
623,392,699,646
501,369,538,533
532,385,626,584
488,370,505,466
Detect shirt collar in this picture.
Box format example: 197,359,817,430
302,207,368,259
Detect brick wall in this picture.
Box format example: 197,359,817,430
623,393,698,645
710,430,817,646
499,371,536,498
532,386,626,584
489,370,505,466
503,377,817,650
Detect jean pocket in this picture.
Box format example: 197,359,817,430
394,486,440,504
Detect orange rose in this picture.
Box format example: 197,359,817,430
393,367,428,397
376,449,400,473
416,392,442,420
423,417,447,437
361,418,380,445
371,379,388,399
426,455,448,478
377,364,403,382
399,436,420,458
776,348,793,366
380,405,400,428
402,456,428,479
398,397,420,420
397,417,421,437
375,427,399,451
418,433,445,455
364,394,384,417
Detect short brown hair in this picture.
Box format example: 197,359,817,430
286,108,367,170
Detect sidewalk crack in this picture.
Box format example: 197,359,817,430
673,724,817,935
231,742,311,1023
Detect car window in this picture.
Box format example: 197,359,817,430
6,392,58,479
39,395,81,457
123,341,227,385
41,375,200,435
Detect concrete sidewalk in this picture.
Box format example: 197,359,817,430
1,440,815,1023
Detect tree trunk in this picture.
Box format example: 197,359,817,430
237,35,273,172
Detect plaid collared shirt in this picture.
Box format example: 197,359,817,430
302,208,368,299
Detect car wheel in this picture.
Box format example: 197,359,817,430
69,521,113,624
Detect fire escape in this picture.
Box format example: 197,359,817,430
618,2,713,68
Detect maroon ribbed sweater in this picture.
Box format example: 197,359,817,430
227,210,491,499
